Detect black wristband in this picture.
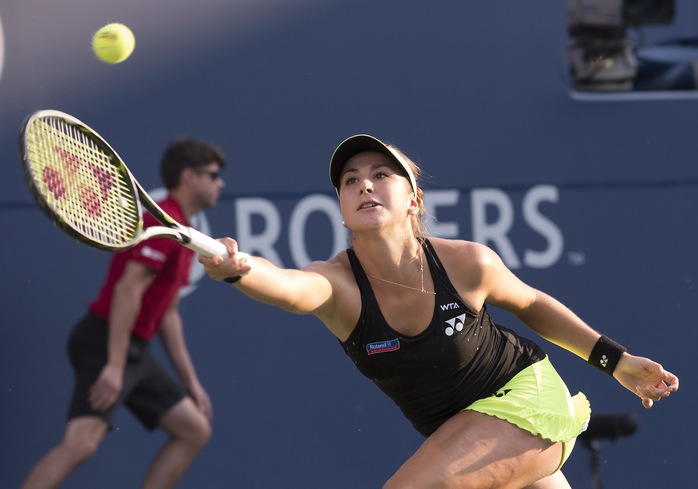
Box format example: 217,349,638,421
588,335,627,375
223,275,242,284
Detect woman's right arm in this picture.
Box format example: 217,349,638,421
198,237,336,316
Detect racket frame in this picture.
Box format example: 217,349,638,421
19,109,228,257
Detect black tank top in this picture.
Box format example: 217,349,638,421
341,239,545,436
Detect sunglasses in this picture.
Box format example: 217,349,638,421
196,169,221,180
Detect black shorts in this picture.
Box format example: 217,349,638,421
67,312,187,430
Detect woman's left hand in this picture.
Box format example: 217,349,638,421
613,354,679,408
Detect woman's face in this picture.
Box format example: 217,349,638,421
338,151,416,232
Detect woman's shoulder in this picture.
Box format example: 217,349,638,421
428,237,495,260
427,238,504,287
304,249,353,282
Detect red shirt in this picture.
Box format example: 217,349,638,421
88,197,195,340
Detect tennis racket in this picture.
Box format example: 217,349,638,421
19,109,252,266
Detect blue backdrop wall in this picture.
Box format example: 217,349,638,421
1,1,696,487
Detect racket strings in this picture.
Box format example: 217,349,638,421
25,117,141,247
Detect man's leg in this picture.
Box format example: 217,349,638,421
141,397,211,489
20,416,109,489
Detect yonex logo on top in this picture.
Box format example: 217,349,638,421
599,354,609,369
444,314,466,336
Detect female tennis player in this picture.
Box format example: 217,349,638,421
199,134,679,488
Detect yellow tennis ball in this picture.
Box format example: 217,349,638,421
92,23,135,64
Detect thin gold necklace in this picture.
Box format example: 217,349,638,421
364,248,436,295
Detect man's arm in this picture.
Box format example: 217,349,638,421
158,297,213,420
89,261,154,411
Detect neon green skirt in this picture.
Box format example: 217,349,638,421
465,355,591,471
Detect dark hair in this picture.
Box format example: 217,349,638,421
160,137,226,189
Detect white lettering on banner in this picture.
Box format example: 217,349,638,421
470,185,563,269
423,189,460,238
471,188,521,268
235,197,284,265
289,194,345,267
522,186,563,268
234,185,564,270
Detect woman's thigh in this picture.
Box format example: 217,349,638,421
384,410,564,489
524,471,571,489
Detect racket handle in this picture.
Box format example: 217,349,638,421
185,227,228,257
185,228,254,272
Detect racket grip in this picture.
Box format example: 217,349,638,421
185,227,227,257
185,228,254,272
